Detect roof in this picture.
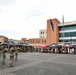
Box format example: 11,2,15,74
29,38,47,40
58,20,76,27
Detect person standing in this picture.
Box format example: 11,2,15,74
15,46,20,61
9,46,15,67
0,45,3,58
2,46,8,65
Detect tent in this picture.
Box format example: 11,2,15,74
16,43,32,47
61,43,74,48
1,41,16,47
40,44,48,48
48,43,61,48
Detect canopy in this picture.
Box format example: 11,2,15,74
61,43,74,48
40,44,48,48
1,41,16,47
16,43,31,47
73,45,76,48
48,43,61,48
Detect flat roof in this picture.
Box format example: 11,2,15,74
58,20,76,26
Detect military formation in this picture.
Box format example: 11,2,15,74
0,45,22,67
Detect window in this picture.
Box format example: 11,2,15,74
43,32,44,34
59,25,76,31
41,32,42,34
59,32,76,37
42,40,46,43
36,40,40,43
33,41,34,43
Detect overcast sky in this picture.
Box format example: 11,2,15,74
0,0,76,40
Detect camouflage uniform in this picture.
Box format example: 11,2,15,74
2,46,8,65
0,46,3,58
15,47,20,61
23,47,25,53
29,46,32,53
9,47,15,67
0,45,4,62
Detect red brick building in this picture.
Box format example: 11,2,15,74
29,38,46,48
28,18,60,48
47,18,60,44
0,35,8,43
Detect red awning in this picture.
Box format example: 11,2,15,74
40,44,48,48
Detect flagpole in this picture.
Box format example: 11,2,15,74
62,15,64,44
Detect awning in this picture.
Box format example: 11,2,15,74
48,43,61,48
61,43,74,48
40,44,48,48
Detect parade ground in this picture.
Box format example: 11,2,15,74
0,52,76,75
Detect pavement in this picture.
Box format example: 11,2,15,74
0,52,76,75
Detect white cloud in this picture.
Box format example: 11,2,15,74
0,0,76,39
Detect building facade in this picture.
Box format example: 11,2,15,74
29,18,76,47
29,38,46,48
58,21,76,44
0,35,8,43
8,39,21,44
47,18,76,45
39,29,47,38
47,18,60,45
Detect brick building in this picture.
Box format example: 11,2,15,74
47,18,60,44
29,38,46,48
28,18,60,48
0,35,8,43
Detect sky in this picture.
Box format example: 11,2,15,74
0,0,76,40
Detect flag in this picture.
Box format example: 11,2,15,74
50,19,54,31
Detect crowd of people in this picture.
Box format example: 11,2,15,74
38,47,76,54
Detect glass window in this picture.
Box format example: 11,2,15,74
41,32,42,34
59,31,76,37
59,24,76,31
43,32,44,34
42,40,46,43
36,40,40,43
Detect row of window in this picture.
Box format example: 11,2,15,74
29,40,46,44
59,32,76,37
40,36,44,38
59,25,76,31
40,31,47,34
41,32,44,34
40,36,47,38
59,39,76,42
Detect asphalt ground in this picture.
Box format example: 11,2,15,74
0,52,76,75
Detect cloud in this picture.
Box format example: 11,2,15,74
0,0,76,39
0,28,21,39
0,0,16,5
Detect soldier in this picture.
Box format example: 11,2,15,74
29,46,32,53
2,46,8,65
9,46,15,67
23,46,27,53
0,45,2,58
15,46,20,61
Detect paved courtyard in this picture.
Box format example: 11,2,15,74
0,52,76,75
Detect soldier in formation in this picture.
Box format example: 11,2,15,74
14,46,21,61
0,44,23,67
2,46,8,65
9,46,15,67
0,45,2,59
29,46,33,53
